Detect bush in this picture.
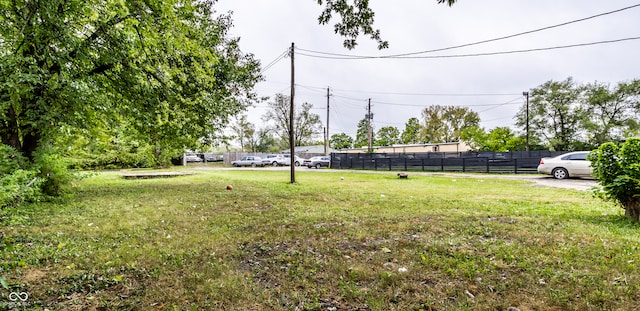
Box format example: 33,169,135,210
0,145,43,208
34,148,73,197
588,138,640,221
0,144,28,175
0,169,43,208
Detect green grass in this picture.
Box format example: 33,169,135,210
1,169,639,310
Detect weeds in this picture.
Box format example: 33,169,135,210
1,169,639,310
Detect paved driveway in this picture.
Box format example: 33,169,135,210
510,175,596,191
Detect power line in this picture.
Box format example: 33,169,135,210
370,97,524,108
260,49,289,73
331,89,520,96
277,83,523,98
296,3,640,59
476,97,524,113
297,37,640,60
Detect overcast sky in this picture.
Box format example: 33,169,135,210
213,1,640,141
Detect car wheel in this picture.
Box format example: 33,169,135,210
251,163,257,168
295,161,300,166
272,161,278,167
552,167,569,179
315,163,321,169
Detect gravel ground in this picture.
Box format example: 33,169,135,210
476,174,597,191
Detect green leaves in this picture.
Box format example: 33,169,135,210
330,133,354,149
590,138,640,220
421,105,480,143
1,0,262,182
315,0,457,49
517,78,640,151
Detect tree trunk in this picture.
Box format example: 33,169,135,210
21,130,41,162
624,199,640,222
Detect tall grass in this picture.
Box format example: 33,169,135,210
1,169,638,310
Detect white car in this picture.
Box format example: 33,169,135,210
279,154,304,166
262,154,284,166
537,151,592,179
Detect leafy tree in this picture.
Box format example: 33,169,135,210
516,78,584,151
354,118,374,148
0,0,261,192
588,138,640,221
261,94,323,148
244,128,278,152
581,80,640,148
316,0,456,49
55,124,155,169
401,117,422,144
251,129,279,152
484,127,526,152
231,115,254,151
461,126,526,151
330,133,354,149
375,126,401,146
460,126,487,151
421,105,480,143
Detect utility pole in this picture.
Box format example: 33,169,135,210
289,43,295,183
325,87,330,156
523,91,530,153
367,98,373,153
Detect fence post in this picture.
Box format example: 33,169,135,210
462,158,466,172
422,158,425,171
404,158,407,171
514,158,518,174
440,158,444,172
486,158,490,173
389,158,392,171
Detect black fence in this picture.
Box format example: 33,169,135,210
330,151,567,174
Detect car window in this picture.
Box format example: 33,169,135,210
569,153,588,160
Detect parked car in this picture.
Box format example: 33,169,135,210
204,153,223,162
304,156,331,169
537,151,592,179
232,156,263,167
185,155,202,163
280,154,304,166
262,154,284,166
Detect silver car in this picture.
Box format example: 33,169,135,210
304,156,331,169
537,151,592,179
232,156,264,167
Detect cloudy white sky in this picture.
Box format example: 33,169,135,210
213,1,640,141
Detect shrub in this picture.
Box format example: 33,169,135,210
0,169,43,208
0,144,28,175
588,138,640,221
34,146,73,197
0,145,43,208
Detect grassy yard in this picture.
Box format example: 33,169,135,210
1,169,639,310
